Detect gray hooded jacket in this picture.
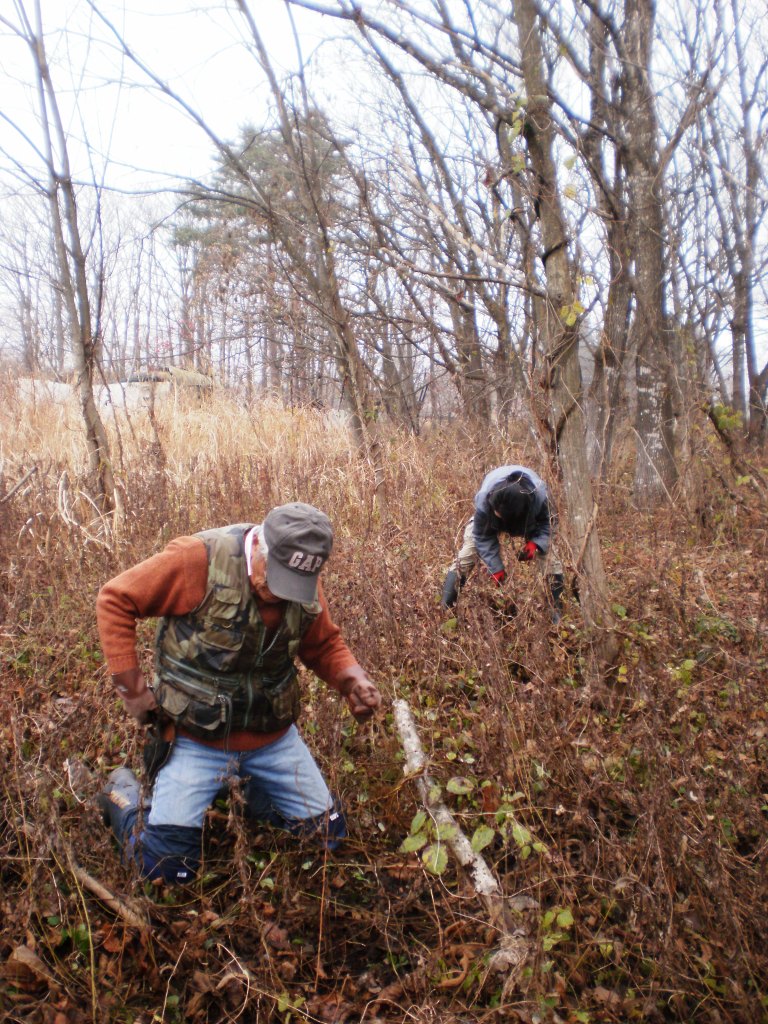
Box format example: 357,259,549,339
472,465,554,575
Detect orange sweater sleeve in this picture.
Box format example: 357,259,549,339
296,579,362,691
96,536,209,675
97,538,362,688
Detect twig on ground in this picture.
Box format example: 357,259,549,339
69,862,149,931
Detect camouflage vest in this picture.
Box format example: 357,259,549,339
153,523,320,739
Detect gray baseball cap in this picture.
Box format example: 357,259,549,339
262,502,334,603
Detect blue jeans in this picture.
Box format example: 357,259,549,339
130,726,346,883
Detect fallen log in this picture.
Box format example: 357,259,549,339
392,696,533,983
393,698,501,902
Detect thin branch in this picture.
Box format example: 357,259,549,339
69,861,149,931
0,465,38,504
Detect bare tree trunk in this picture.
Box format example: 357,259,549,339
581,10,633,481
731,278,747,424
20,0,117,516
623,0,679,506
448,291,490,422
513,0,617,660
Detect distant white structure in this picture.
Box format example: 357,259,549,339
16,377,73,405
98,380,169,411
100,366,214,411
14,367,214,414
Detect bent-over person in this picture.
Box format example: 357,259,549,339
441,465,565,622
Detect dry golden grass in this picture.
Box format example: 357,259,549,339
1,387,766,1024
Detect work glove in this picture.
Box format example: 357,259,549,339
489,569,506,586
340,674,382,723
517,541,539,562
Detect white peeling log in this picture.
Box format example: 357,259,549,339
392,698,501,903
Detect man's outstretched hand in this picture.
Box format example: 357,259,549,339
111,667,158,725
341,674,382,722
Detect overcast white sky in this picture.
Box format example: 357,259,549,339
0,0,355,193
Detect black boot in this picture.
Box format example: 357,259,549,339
441,569,466,609
548,573,565,624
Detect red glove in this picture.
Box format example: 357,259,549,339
490,569,506,586
517,541,539,562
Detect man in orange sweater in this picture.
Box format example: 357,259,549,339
96,502,381,883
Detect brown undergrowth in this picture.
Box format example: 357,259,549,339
0,391,766,1023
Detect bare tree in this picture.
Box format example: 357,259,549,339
699,0,768,447
532,0,713,502
620,0,681,505
91,2,385,460
1,0,117,514
283,0,617,651
511,0,616,653
354,48,532,424
0,210,52,374
577,7,633,480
